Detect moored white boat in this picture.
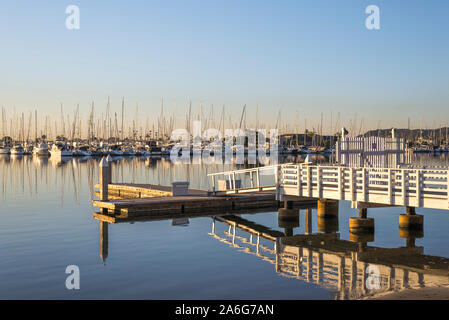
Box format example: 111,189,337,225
108,146,124,156
33,142,50,156
122,147,136,156
50,143,73,157
148,146,162,156
73,146,92,156
10,144,25,155
0,145,10,154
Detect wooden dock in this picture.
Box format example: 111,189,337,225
93,183,208,198
93,183,316,222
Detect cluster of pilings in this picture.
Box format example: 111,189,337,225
277,199,424,246
277,199,339,237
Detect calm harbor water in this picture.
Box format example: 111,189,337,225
1,153,449,299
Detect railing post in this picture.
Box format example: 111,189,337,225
447,170,449,209
350,167,355,201
338,167,343,199
317,166,322,199
416,169,421,207
256,168,260,190
275,165,280,201
388,168,392,205
402,169,407,206
307,165,312,197
362,168,367,202
250,171,254,188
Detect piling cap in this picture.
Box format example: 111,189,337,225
100,157,109,167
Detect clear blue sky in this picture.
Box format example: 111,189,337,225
0,0,448,132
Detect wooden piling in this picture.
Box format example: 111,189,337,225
399,214,424,229
350,208,374,233
305,208,312,235
99,157,111,202
317,199,339,218
100,221,108,262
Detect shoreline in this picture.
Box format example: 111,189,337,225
361,286,449,300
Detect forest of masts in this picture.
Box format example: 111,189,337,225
1,100,448,145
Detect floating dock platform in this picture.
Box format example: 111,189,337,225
93,183,316,223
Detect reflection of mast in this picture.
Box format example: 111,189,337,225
71,159,79,204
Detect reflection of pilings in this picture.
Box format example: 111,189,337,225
317,217,339,234
349,208,374,233
100,221,109,262
305,208,312,235
284,200,293,209
210,215,449,300
277,237,432,299
278,207,299,236
399,228,424,248
349,232,373,254
399,207,424,230
349,232,374,244
317,199,339,218
359,208,367,219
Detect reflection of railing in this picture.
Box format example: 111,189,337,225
211,215,449,300
280,164,449,210
210,217,277,264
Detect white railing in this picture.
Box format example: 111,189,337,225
279,164,449,210
207,164,284,194
336,136,408,168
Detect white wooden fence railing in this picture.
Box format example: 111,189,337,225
207,165,280,194
336,136,409,168
280,164,449,210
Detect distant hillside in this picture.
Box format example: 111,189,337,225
362,128,449,142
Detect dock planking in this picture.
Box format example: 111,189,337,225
93,183,316,220
93,183,208,198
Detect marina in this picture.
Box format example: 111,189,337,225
80,132,449,300
2,0,449,304
2,150,449,299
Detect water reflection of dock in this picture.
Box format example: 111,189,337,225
93,202,449,299
211,212,449,300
